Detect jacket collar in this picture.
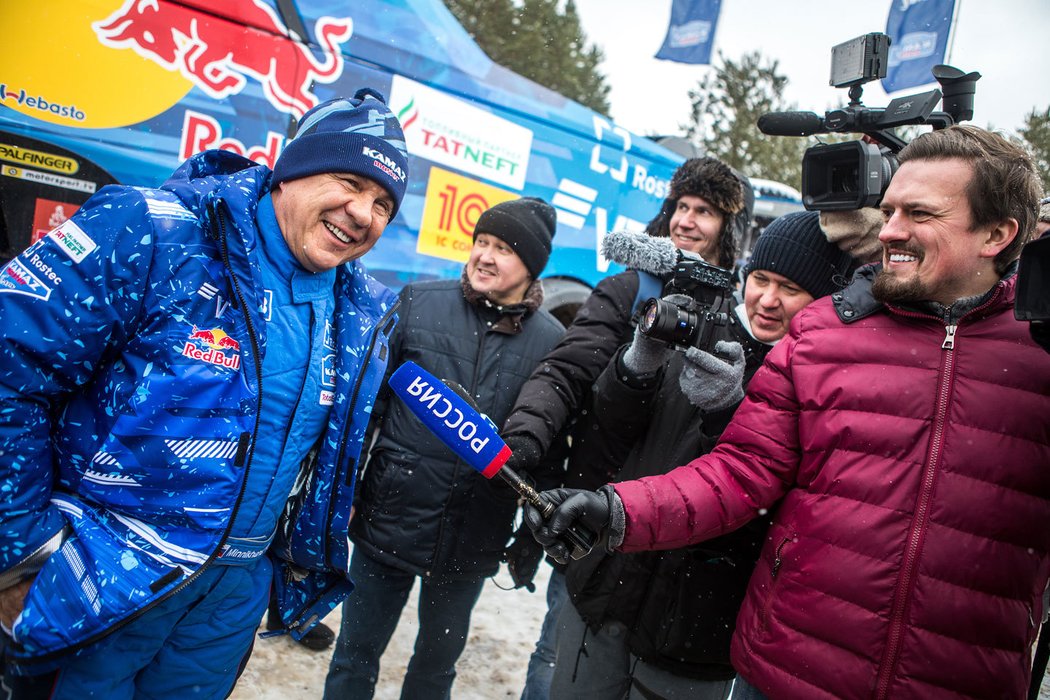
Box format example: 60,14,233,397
833,261,1018,325
460,269,544,335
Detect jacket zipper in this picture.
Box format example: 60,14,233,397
28,201,263,662
321,299,399,565
761,535,793,629
872,291,1002,698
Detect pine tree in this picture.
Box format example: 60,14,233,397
444,0,611,116
683,51,809,188
1018,106,1050,194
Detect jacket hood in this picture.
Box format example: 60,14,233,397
162,150,272,223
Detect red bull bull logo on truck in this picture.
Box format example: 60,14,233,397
94,0,352,118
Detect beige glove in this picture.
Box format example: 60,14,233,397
820,208,884,264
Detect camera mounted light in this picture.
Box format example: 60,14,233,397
829,33,890,89
876,89,943,129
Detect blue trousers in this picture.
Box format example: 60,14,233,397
323,547,485,700
3,559,269,699
520,567,567,700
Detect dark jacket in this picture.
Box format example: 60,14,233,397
351,278,564,581
566,308,771,680
502,269,643,492
615,268,1050,699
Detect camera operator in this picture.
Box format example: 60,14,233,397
503,157,748,700
549,211,857,699
527,125,1050,700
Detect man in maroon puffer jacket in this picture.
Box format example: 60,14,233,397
526,124,1050,700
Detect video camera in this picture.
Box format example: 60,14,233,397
638,250,734,352
1015,234,1050,353
757,32,981,211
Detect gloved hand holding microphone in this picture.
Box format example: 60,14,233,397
522,486,625,565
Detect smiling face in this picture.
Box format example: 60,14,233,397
874,158,1017,306
271,172,393,272
668,194,725,263
744,269,815,343
466,233,532,305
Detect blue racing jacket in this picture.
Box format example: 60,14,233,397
0,151,397,662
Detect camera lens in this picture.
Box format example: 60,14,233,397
830,161,858,194
639,298,698,347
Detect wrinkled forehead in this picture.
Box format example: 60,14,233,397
884,157,974,209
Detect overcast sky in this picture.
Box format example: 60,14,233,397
572,0,1050,139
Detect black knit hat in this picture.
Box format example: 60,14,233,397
473,197,557,278
272,88,409,215
745,210,856,299
644,157,746,268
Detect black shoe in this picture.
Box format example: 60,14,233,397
292,621,335,651
265,609,335,651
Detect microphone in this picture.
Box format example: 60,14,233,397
388,361,597,559
602,230,679,276
757,111,826,136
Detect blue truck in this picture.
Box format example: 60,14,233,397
0,0,798,320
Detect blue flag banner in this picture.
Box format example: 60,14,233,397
882,0,956,93
655,0,722,65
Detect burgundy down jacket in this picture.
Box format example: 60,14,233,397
614,269,1050,699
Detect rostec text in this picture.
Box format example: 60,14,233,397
631,165,670,200
28,254,62,285
405,376,490,453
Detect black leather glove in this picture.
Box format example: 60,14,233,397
502,523,544,592
523,487,614,564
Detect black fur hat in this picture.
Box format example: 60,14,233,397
644,156,746,269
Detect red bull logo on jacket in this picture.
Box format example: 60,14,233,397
184,325,241,370
93,0,353,118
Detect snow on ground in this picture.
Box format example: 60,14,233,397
232,556,1050,699
231,556,549,699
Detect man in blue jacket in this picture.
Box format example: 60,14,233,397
0,88,407,698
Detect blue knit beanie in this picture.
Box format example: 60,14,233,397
272,88,409,215
745,210,856,299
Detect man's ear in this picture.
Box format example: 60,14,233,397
980,217,1020,259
